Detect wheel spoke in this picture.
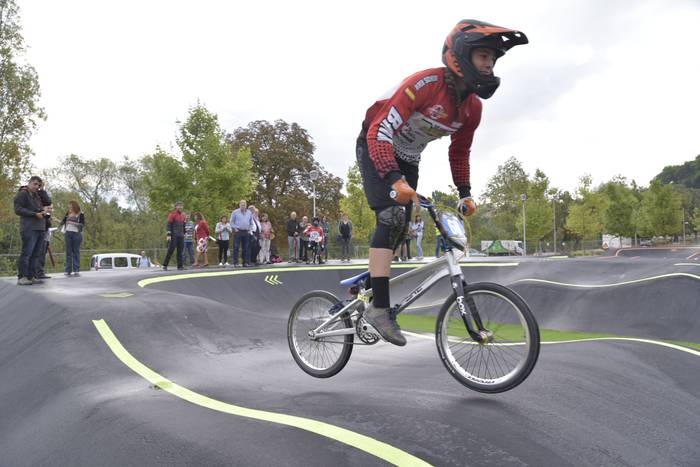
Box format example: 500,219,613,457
289,293,354,375
439,286,538,390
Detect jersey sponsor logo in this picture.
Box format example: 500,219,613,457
377,106,403,143
451,121,464,129
414,75,438,91
427,104,447,120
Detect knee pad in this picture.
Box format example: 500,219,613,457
371,206,408,250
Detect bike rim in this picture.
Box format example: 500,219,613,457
440,289,532,386
291,296,347,371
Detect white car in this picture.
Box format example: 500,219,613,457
90,253,144,271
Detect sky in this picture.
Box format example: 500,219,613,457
19,0,700,200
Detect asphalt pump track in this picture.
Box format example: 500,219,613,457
1,255,699,466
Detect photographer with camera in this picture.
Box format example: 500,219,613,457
14,176,52,285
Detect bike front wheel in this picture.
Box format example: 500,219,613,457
287,290,354,378
436,282,539,393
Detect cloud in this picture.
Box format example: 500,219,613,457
20,0,700,203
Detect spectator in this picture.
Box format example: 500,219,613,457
435,226,447,258
338,213,353,262
298,215,309,262
410,214,424,260
137,250,153,268
259,212,274,264
183,213,195,266
249,206,262,266
193,212,210,268
34,179,53,279
286,211,300,263
215,215,232,266
14,176,50,285
230,199,253,267
303,217,325,264
162,201,186,271
320,215,330,261
59,200,85,276
401,237,411,262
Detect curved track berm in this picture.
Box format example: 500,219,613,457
1,256,699,466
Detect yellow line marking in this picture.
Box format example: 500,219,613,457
138,263,518,288
514,272,700,289
99,292,134,298
93,319,431,467
402,332,700,357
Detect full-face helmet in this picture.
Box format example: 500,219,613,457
442,19,528,99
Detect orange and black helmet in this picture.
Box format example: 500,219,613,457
442,19,528,99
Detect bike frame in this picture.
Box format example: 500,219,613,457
309,200,485,342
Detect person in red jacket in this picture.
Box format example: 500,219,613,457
303,218,325,264
357,19,528,346
162,201,186,271
193,212,210,268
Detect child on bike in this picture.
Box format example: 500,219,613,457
303,217,325,264
357,19,528,346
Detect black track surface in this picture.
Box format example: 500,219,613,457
1,257,699,466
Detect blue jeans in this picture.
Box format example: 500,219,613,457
233,230,250,265
18,229,44,279
183,241,195,266
64,231,83,273
416,234,424,258
435,237,446,258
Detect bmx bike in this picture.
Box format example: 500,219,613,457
307,233,324,264
287,196,540,393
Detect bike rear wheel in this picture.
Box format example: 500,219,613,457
436,282,539,393
287,290,354,378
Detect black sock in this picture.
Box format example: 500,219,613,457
371,276,390,309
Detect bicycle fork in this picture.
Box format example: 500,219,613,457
446,254,489,343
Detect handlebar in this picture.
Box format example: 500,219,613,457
387,190,460,249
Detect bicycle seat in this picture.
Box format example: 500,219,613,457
339,270,370,286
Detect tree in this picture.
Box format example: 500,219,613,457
482,157,530,239
229,119,343,250
565,175,608,249
516,169,554,251
48,154,118,246
692,207,700,239
639,180,683,237
602,176,640,239
0,0,46,216
141,104,255,225
339,163,375,245
654,154,700,189
176,103,254,222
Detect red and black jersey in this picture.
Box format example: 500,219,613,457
362,67,482,191
303,225,324,242
167,210,187,237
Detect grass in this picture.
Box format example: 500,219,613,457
396,314,700,351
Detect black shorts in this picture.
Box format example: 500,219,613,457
356,132,419,210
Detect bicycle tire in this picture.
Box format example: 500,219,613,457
435,282,539,393
287,290,354,378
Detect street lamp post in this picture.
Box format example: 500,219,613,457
309,169,319,218
521,193,527,256
552,194,559,254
